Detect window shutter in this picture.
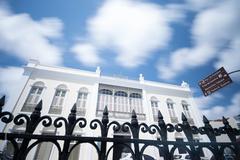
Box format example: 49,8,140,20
52,96,58,106
59,97,64,107
26,94,34,104
34,95,40,104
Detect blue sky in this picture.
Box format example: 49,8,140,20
0,0,239,120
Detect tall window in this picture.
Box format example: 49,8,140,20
130,93,143,119
49,84,67,114
114,91,128,118
182,100,194,125
182,100,191,118
129,93,143,116
76,87,88,116
151,96,159,121
22,81,45,112
167,98,178,123
97,89,113,112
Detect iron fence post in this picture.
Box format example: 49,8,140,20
100,106,109,160
130,110,141,160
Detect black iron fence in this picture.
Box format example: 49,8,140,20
0,95,239,160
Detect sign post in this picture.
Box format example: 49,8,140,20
199,67,232,96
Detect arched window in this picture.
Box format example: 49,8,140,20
182,100,191,118
76,87,88,116
151,96,159,121
129,93,143,117
97,89,113,112
22,81,45,112
166,98,178,123
49,84,67,114
114,91,128,97
99,89,113,95
130,93,141,98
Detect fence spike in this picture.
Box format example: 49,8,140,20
0,95,6,110
35,100,43,111
158,110,166,127
131,109,138,128
132,109,136,118
71,103,77,114
30,100,42,120
222,116,228,125
203,115,209,124
68,103,77,125
102,105,109,126
181,112,187,122
158,110,163,119
103,105,108,115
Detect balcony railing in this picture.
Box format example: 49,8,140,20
187,118,195,125
170,117,179,123
76,107,86,116
96,109,146,120
153,115,158,122
21,104,36,112
48,106,62,114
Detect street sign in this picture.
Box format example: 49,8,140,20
199,67,232,96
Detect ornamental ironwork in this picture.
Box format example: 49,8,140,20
0,95,239,160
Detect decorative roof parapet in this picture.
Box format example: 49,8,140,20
181,80,189,88
139,73,144,83
96,66,101,76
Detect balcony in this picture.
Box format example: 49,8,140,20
153,115,158,122
187,118,195,125
170,117,179,123
76,107,86,116
21,104,35,112
96,110,146,120
48,106,62,114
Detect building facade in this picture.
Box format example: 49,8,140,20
2,60,212,159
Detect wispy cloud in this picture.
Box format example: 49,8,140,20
194,93,223,109
71,0,184,68
185,0,223,11
71,43,101,66
0,3,64,65
157,0,240,80
200,92,240,120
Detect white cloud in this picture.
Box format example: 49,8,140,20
0,67,24,111
72,0,184,68
71,43,101,66
0,4,63,65
157,45,215,79
157,0,240,80
194,93,223,109
214,38,240,81
201,92,240,120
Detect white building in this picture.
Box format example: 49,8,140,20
234,114,240,129
2,60,211,160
